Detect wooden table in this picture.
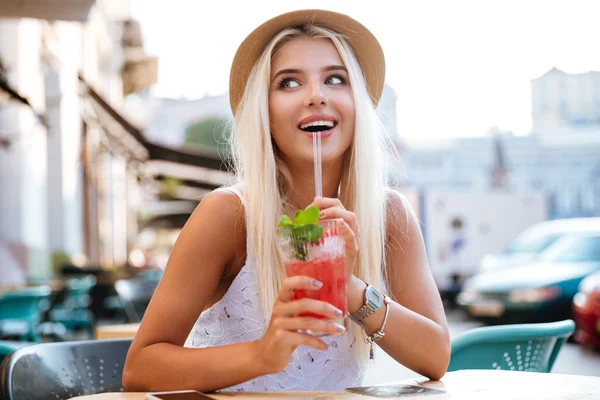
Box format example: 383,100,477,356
95,323,140,340
71,370,600,399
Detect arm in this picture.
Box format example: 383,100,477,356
122,191,265,392
346,190,451,380
123,191,345,392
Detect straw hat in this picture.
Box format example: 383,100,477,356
228,9,386,114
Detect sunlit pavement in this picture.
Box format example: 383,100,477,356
362,309,600,386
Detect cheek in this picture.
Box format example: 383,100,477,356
269,94,293,132
339,98,355,132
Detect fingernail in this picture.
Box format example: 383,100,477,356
312,279,323,288
333,308,343,317
334,323,346,333
319,211,325,218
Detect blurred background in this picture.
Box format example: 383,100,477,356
0,0,599,382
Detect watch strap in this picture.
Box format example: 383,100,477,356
350,302,376,322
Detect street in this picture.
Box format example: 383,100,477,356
363,309,600,386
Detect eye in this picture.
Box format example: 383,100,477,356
279,78,300,89
325,74,346,85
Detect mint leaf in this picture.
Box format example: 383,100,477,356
293,205,320,226
279,205,324,261
293,224,323,243
278,215,292,227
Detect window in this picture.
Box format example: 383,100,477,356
539,235,600,263
503,231,563,255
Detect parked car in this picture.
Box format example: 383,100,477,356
572,271,600,349
479,218,600,273
458,232,600,323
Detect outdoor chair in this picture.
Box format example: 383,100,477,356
0,341,31,366
49,275,97,339
113,279,158,322
448,319,575,373
0,286,51,342
0,338,132,400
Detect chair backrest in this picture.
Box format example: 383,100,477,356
0,286,51,322
0,338,132,400
0,341,31,366
62,275,97,309
114,279,158,322
448,319,575,373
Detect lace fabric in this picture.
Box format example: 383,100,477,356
184,187,365,391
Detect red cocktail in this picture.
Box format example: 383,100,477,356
278,219,347,330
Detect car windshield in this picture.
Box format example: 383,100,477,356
502,231,563,255
538,235,600,263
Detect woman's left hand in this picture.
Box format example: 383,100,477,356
312,197,358,281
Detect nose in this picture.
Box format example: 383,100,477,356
304,82,327,108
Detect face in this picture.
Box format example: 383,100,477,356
268,37,355,166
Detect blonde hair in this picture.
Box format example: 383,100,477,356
229,24,396,363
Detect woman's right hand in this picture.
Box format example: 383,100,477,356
252,275,347,374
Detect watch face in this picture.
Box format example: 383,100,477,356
366,286,384,309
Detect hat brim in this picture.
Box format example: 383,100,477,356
229,9,385,114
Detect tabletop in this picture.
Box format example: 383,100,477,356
70,369,600,399
95,323,140,340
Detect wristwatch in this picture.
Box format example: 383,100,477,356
350,282,384,323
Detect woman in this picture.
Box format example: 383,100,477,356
123,9,450,393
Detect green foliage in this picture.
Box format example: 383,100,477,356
159,177,182,199
184,116,231,155
278,206,323,261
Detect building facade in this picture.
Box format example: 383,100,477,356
0,0,157,284
400,132,600,219
531,67,600,134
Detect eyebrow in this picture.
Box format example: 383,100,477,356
271,65,348,83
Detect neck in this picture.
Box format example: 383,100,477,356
284,158,344,210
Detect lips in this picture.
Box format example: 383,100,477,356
297,114,338,138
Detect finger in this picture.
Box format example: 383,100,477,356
276,317,346,336
313,197,344,210
337,219,359,252
278,298,344,319
319,208,358,234
276,276,323,303
281,330,329,351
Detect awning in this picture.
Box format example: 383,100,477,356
145,160,235,201
139,200,198,229
82,79,149,161
0,0,95,21
79,76,234,200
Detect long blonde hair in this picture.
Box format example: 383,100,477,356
229,24,395,362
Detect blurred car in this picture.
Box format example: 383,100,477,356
479,217,600,273
572,271,600,349
458,232,600,323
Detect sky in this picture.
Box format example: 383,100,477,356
131,0,600,140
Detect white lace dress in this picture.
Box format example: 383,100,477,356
184,187,366,392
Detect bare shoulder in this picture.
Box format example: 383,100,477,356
190,189,246,229
166,188,247,280
126,189,246,348
385,188,416,238
185,189,246,261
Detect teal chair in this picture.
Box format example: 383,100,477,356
49,275,97,339
448,319,575,373
138,268,163,282
0,341,31,366
113,279,158,322
0,286,51,342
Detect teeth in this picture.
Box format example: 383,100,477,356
299,120,335,130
